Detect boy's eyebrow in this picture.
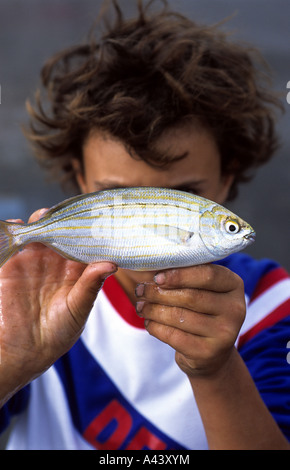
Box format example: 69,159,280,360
174,180,207,189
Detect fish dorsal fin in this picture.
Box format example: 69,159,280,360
142,224,194,245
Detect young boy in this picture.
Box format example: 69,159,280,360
0,0,289,449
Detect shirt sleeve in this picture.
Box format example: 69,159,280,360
238,316,290,441
0,386,30,434
237,263,290,441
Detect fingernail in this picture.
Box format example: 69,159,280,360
6,219,23,223
135,283,145,297
154,272,165,285
136,301,145,314
38,208,50,219
101,264,118,280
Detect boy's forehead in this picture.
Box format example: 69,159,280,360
82,126,221,188
85,123,219,160
153,123,218,156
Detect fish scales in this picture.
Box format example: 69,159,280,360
0,187,255,270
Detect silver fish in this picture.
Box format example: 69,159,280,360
0,187,255,270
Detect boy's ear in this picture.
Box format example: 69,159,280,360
218,173,235,203
72,159,87,194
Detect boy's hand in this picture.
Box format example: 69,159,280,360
135,264,246,378
0,209,117,405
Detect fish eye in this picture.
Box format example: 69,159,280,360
225,220,240,234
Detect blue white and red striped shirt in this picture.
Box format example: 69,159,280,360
1,253,290,449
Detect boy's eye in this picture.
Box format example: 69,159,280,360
175,187,199,196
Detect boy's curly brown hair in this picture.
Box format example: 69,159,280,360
25,0,283,200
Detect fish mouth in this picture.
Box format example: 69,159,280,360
244,231,256,243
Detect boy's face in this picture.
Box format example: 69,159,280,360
74,124,234,294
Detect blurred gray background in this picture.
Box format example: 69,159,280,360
0,0,289,270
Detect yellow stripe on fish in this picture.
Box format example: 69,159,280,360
0,187,255,270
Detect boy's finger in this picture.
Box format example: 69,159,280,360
136,282,225,315
154,264,242,293
6,219,24,224
28,208,50,223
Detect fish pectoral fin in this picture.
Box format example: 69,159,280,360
142,224,194,245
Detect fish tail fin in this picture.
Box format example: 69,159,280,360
0,220,21,268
